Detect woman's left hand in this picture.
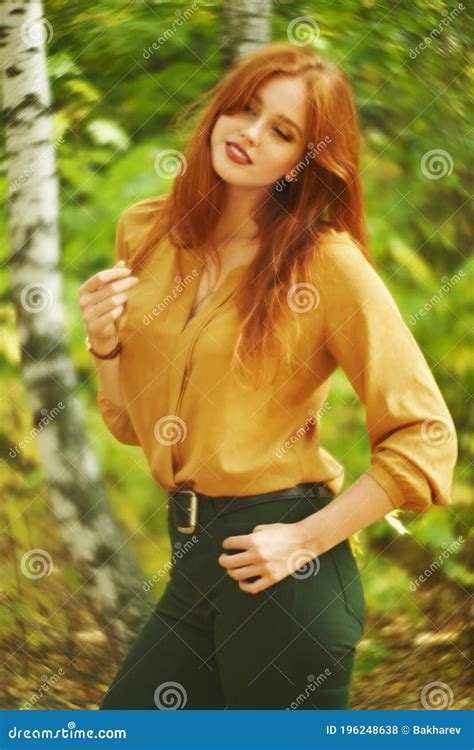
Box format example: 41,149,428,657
218,521,314,594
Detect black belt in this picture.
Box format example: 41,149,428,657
167,481,334,534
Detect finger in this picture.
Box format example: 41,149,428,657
222,534,253,551
227,565,262,581
80,276,139,310
239,576,270,595
87,305,124,333
219,550,254,568
83,292,129,324
79,266,132,295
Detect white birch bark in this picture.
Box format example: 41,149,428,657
0,0,153,653
222,0,272,65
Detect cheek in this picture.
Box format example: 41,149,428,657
263,142,302,176
213,113,246,141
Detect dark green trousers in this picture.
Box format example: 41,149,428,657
99,489,366,710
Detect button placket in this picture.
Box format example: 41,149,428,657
165,255,244,480
171,286,240,473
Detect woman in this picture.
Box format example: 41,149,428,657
79,43,457,710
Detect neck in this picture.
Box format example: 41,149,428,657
212,184,267,246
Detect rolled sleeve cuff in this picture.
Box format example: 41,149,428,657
364,462,431,514
97,389,141,446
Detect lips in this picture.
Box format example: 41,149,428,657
225,141,252,165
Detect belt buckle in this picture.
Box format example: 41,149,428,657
169,489,198,534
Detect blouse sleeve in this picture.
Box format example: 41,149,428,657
96,208,141,446
97,390,140,445
316,237,458,513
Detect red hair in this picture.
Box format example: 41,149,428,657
129,42,371,386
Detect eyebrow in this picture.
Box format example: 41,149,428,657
251,92,303,136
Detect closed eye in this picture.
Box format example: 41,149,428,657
273,127,292,142
243,104,292,142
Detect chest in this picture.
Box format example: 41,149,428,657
189,260,240,318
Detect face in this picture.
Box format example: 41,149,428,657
210,75,309,191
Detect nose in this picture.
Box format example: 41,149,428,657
240,124,259,147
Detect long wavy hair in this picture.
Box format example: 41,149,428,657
129,42,371,387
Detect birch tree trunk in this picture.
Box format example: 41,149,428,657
222,0,272,66
0,0,153,654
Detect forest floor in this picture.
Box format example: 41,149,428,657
1,559,471,710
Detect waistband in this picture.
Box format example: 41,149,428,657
167,481,334,519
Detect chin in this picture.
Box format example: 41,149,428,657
212,159,251,187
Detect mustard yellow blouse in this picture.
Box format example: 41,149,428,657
97,196,458,513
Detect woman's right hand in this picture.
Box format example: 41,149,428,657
79,260,140,353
